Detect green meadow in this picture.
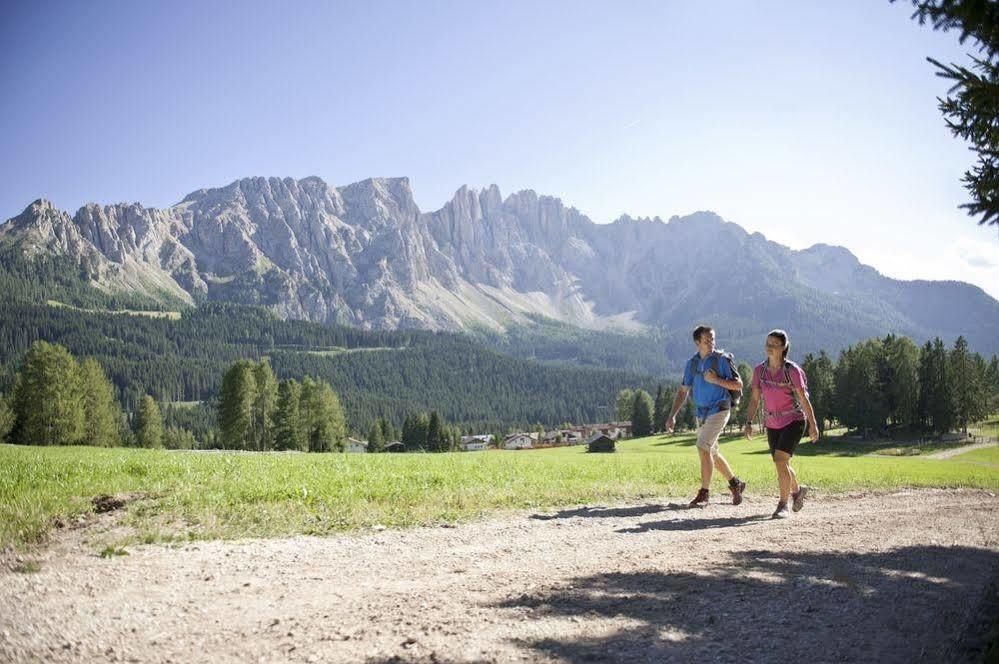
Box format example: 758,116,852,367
2,431,997,551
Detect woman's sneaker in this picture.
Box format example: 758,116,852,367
688,488,710,508
728,477,747,506
791,485,809,512
771,501,790,519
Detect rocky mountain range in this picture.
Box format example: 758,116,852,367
2,175,997,359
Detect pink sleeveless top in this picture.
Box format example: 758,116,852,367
751,361,807,430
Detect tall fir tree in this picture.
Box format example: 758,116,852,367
950,336,987,431
881,336,921,429
274,379,304,451
801,352,835,433
252,359,279,451
300,378,347,452
367,420,385,452
426,411,444,452
134,395,163,448
615,388,635,421
0,392,14,444
11,341,84,446
630,389,655,438
652,383,668,433
79,358,123,447
218,360,257,449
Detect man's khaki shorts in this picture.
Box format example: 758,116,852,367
696,410,729,454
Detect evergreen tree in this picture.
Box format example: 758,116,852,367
801,352,835,433
0,392,14,444
615,388,635,421
218,360,257,449
367,420,386,452
378,417,394,444
426,411,444,452
79,358,123,447
652,383,668,433
630,389,655,438
920,338,956,433
10,341,84,446
134,395,163,448
252,359,279,451
412,413,430,451
163,426,196,450
300,378,347,452
986,356,999,414
882,336,921,429
401,414,416,451
274,379,305,451
833,340,886,436
896,0,999,225
950,336,987,431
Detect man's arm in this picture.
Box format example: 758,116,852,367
703,369,742,392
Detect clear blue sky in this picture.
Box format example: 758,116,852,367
2,0,997,297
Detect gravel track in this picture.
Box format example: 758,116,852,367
2,489,997,663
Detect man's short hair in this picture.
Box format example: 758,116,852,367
692,325,714,342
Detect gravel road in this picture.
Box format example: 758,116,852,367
2,488,996,663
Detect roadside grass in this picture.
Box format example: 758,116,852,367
1,431,996,551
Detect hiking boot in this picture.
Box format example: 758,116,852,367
688,488,709,508
791,485,809,512
728,477,746,506
772,501,790,519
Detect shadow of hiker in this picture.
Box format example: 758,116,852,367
616,513,771,533
531,504,684,521
491,545,998,663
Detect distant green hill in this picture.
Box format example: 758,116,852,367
0,300,663,434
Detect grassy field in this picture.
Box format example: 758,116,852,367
1,431,997,551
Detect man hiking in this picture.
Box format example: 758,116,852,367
665,325,747,508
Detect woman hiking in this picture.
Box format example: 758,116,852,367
743,329,820,519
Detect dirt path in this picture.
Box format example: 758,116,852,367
928,441,998,460
2,489,997,663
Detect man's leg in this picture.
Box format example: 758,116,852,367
698,447,714,489
712,451,735,481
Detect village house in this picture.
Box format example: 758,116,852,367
346,437,368,453
460,434,494,451
503,433,534,450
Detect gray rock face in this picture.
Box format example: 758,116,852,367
2,176,998,355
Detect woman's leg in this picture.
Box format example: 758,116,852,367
787,462,800,494
773,450,793,504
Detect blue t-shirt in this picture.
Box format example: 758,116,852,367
682,351,735,419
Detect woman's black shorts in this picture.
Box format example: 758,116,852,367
767,420,806,457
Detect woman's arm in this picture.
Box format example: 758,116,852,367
793,388,820,443
743,386,761,438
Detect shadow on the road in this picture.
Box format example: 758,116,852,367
490,545,998,663
616,513,771,533
530,503,685,521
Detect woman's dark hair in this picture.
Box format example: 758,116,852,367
768,329,789,360
692,325,714,342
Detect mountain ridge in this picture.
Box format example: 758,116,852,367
2,175,997,360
